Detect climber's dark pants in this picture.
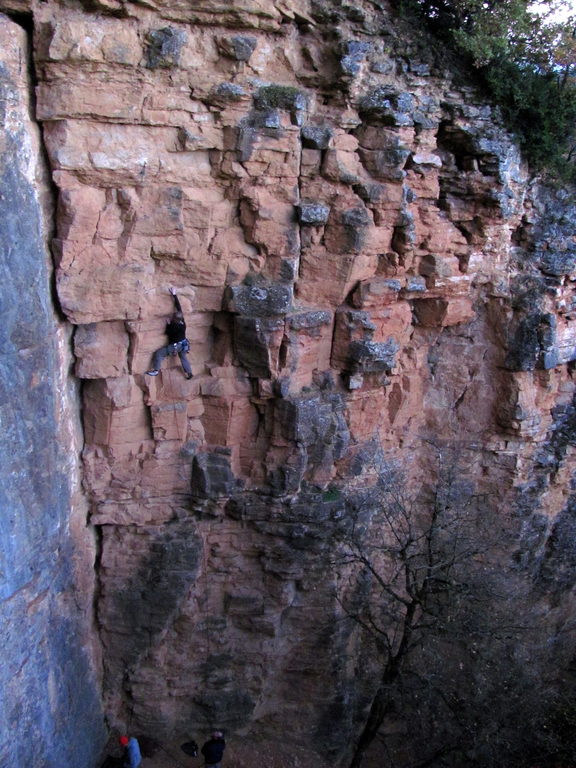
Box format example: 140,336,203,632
151,340,192,376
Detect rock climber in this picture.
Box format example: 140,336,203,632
201,731,226,768
119,735,142,768
146,287,193,379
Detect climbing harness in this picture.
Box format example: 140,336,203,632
170,339,190,356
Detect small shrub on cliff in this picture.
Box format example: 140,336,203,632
482,61,576,180
397,0,576,180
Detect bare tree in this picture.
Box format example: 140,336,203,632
332,443,510,768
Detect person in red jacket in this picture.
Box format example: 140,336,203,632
146,287,192,379
119,735,142,768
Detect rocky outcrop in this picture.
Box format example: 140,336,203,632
1,0,576,765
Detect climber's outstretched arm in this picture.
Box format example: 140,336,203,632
169,286,183,313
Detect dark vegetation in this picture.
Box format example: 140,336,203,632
396,0,576,181
333,444,576,767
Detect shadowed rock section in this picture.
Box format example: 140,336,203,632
0,15,106,768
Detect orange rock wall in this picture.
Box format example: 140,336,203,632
3,0,576,762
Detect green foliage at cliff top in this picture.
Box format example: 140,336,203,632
400,0,576,180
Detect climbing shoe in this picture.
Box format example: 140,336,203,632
185,373,193,380
146,369,159,376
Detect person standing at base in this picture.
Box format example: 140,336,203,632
201,731,226,768
119,735,142,768
146,287,192,379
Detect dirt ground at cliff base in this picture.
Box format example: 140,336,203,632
104,736,337,768
102,729,391,768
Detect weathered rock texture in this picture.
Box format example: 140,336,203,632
2,0,576,765
0,15,106,768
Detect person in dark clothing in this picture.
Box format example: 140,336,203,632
146,287,192,379
201,731,226,768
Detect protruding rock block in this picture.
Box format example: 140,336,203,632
239,187,300,264
130,186,185,237
301,123,333,150
208,83,248,107
145,27,187,70
346,388,388,440
410,152,442,169
44,119,213,186
202,396,258,448
504,312,558,371
353,181,387,203
495,372,545,436
390,210,416,256
371,303,413,346
419,253,461,279
297,202,331,226
282,311,333,391
339,40,371,77
359,148,410,181
323,206,373,254
236,120,303,179
537,248,576,277
226,279,293,317
273,393,350,484
233,316,284,378
342,207,372,252
300,148,322,178
413,297,475,327
191,448,241,499
359,87,416,126
225,591,264,616
414,206,468,257
74,321,129,379
288,311,333,332
351,277,402,308
217,35,257,62
331,310,376,369
150,401,188,442
56,185,107,243
277,395,326,441
35,18,142,66
199,371,252,398
321,147,362,185
348,339,399,374
37,75,144,122
356,125,412,152
83,377,151,450
404,168,441,201
356,125,412,181
403,275,427,295
298,247,378,307
254,85,307,124
555,320,576,365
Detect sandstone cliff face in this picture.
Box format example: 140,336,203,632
2,0,576,765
